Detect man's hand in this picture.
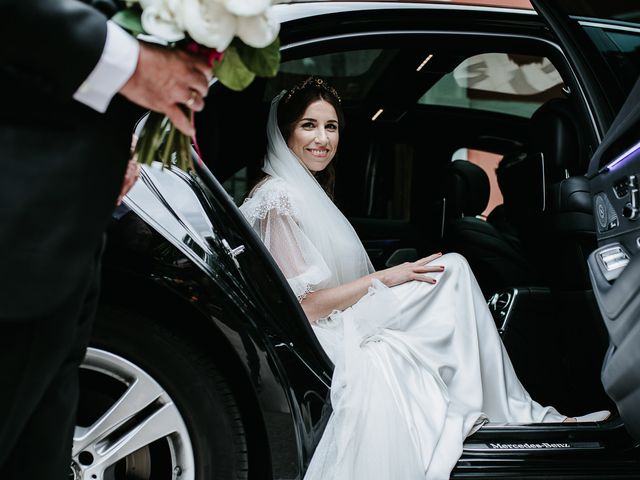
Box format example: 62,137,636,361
119,42,212,136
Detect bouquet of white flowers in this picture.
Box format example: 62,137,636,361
114,0,283,170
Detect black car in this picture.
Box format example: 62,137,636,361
73,1,640,479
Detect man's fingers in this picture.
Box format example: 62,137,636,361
178,49,213,81
192,59,213,83
183,69,210,98
166,105,195,136
181,90,205,111
175,56,210,97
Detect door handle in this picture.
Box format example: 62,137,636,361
622,174,640,220
221,238,245,268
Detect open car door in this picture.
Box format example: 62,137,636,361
587,77,640,439
531,0,640,439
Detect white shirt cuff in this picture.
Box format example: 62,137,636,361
73,21,140,113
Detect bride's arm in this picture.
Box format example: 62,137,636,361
302,253,444,322
242,184,444,322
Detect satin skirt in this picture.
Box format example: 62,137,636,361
307,253,565,480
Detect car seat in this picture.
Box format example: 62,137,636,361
441,159,540,297
493,98,596,291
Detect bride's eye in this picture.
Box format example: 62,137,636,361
326,123,338,131
301,121,315,129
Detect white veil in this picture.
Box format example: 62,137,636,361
262,91,374,289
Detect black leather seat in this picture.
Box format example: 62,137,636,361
441,159,539,297
493,98,596,291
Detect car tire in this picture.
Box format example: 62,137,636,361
75,305,249,480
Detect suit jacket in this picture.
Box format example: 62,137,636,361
0,0,142,319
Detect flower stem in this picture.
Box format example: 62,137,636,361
161,123,177,169
135,112,166,166
134,111,195,171
177,130,192,171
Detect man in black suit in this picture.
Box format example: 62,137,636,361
0,1,211,477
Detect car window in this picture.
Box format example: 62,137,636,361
223,167,249,205
579,23,640,94
222,44,568,223
266,49,398,102
279,49,383,77
418,53,566,117
538,0,640,97
360,143,414,221
549,1,640,24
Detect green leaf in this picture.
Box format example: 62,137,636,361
111,7,144,36
235,38,281,78
214,47,256,92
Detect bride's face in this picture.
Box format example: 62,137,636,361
287,99,339,172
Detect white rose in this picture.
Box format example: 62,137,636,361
141,2,185,42
139,0,164,8
166,0,185,27
182,0,236,51
224,0,271,17
236,11,279,48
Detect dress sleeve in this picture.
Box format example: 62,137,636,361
240,181,331,300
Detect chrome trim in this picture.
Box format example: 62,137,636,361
274,2,537,24
440,197,446,239
498,288,519,334
540,152,547,212
578,20,640,34
464,441,602,452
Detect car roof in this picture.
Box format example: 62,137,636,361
287,0,533,11
273,1,538,25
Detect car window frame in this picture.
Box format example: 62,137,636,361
530,0,630,134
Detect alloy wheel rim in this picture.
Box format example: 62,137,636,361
74,348,195,480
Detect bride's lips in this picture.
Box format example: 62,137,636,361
306,148,330,158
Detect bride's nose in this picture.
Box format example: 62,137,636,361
314,128,329,145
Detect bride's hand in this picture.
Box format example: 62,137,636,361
373,252,445,287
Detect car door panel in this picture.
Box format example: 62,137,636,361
586,77,640,438
531,0,640,439
588,245,640,325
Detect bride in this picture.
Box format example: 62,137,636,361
239,77,608,480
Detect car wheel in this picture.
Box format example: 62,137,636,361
74,309,248,479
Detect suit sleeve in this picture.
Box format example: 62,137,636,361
0,0,109,100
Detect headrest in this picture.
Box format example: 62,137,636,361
444,160,490,218
529,98,581,180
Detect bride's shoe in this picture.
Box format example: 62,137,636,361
564,410,611,423
575,410,611,422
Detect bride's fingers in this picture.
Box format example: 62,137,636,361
416,252,443,265
413,273,437,284
415,265,445,273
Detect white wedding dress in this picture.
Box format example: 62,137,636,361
240,176,565,480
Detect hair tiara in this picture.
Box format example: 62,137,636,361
283,76,342,104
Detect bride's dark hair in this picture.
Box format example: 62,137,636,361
277,76,344,198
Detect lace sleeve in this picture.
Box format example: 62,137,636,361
240,179,331,300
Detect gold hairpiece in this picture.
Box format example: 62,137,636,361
283,76,341,104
